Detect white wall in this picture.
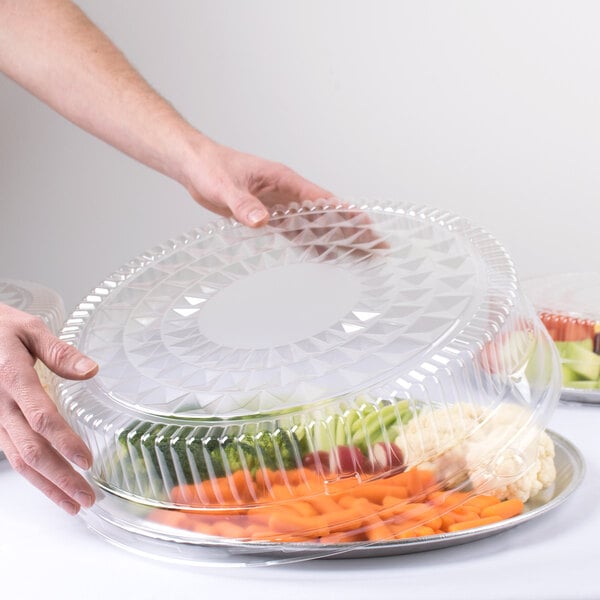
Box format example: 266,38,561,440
2,0,600,311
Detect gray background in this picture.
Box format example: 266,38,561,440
2,1,599,312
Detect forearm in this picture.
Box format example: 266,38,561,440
0,0,202,184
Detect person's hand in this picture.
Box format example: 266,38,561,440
179,138,390,255
0,303,98,515
180,138,332,227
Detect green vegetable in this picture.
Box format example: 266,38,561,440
110,421,303,499
306,398,416,455
556,340,600,382
103,396,418,500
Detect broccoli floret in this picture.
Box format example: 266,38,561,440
208,438,258,478
109,420,303,500
254,429,300,471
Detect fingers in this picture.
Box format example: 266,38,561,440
184,141,333,227
0,427,93,515
2,345,94,470
19,316,98,380
226,192,270,228
270,166,333,205
0,303,97,514
222,167,332,228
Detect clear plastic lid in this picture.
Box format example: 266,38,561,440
0,279,66,400
524,272,600,402
55,201,561,565
0,278,65,335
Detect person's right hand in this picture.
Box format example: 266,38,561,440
0,303,98,514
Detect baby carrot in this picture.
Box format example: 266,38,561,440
447,515,503,532
481,498,525,520
211,521,247,539
284,500,320,518
362,514,395,542
463,495,501,512
323,508,364,533
307,494,341,514
440,513,456,530
162,465,528,544
268,511,330,538
343,484,408,504
448,509,480,523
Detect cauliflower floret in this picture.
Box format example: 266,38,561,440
490,429,556,502
395,402,556,503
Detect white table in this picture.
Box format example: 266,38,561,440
1,403,598,600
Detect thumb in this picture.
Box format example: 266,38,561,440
226,192,270,228
25,324,98,380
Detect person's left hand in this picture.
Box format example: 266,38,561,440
180,138,332,227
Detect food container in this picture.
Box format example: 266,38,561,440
524,272,600,404
0,278,65,335
54,201,563,565
0,279,66,459
0,278,66,391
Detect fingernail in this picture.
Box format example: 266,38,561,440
74,491,94,508
247,208,268,226
60,500,78,515
74,356,98,375
73,454,90,470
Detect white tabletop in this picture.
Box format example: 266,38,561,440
1,402,598,600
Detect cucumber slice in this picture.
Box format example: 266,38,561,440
563,342,600,380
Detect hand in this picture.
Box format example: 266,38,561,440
0,303,98,515
180,138,332,227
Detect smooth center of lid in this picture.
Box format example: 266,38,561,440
196,262,362,349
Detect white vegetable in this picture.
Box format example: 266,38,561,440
395,402,556,502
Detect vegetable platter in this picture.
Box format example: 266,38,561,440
54,201,567,565
525,272,600,404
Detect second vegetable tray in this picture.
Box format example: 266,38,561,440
54,200,563,565
525,272,600,404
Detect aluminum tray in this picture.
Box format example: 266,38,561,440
559,388,600,406
81,430,584,565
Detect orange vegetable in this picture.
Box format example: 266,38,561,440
481,498,525,520
463,495,501,511
540,312,595,342
447,515,503,532
153,466,527,544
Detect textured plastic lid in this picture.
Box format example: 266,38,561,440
0,278,65,334
524,272,600,403
524,272,600,322
55,201,561,565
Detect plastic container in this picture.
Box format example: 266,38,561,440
0,278,65,335
0,278,66,392
524,272,600,404
54,201,561,565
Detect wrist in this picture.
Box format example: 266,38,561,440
167,127,217,189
